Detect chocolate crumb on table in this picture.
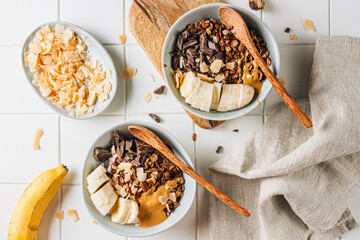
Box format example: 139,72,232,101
233,129,239,132
192,133,197,141
149,113,161,123
216,146,223,154
249,0,265,10
154,85,166,95
284,27,291,33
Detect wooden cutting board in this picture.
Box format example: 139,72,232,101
128,0,224,129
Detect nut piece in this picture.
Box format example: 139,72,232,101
210,59,223,73
120,67,137,80
149,113,161,123
117,34,127,44
33,128,43,150
197,73,214,83
249,0,265,10
192,133,197,141
200,62,210,73
303,19,315,31
66,209,79,222
55,211,64,220
154,85,166,95
216,146,223,154
290,34,297,40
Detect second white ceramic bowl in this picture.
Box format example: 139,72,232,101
82,120,196,237
162,3,280,121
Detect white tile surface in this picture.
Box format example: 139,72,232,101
0,184,60,240
0,46,53,113
102,46,126,114
331,0,360,37
60,0,124,44
125,45,183,114
263,0,329,44
127,114,195,159
195,116,262,240
0,0,57,45
265,45,314,114
61,185,125,239
61,116,125,184
0,115,59,183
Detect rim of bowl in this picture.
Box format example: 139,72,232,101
81,120,196,237
21,21,118,120
162,3,280,121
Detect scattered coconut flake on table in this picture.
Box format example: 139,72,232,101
67,209,79,222
144,92,152,103
117,34,127,44
91,219,97,224
120,67,137,80
33,128,43,150
55,211,64,220
303,19,315,31
290,34,297,40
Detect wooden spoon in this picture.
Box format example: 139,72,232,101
219,6,313,128
128,125,250,217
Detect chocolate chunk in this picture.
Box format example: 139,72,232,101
94,147,112,162
216,146,223,154
208,41,219,52
200,47,213,57
116,140,125,157
112,130,125,146
125,139,135,153
209,52,223,62
102,159,110,169
172,56,180,69
183,39,198,50
199,34,208,49
233,129,239,132
149,113,161,123
154,85,165,95
186,48,197,59
135,139,154,154
182,30,190,40
284,27,290,33
177,35,184,51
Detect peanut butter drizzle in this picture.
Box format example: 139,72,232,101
137,179,179,228
242,60,263,94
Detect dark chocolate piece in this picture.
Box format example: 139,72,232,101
154,85,165,95
135,139,154,155
216,146,223,154
94,147,112,162
112,130,125,146
116,140,125,157
149,113,161,123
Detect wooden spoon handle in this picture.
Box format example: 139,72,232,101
247,43,312,128
161,146,250,217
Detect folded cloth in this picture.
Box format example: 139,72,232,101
209,36,360,240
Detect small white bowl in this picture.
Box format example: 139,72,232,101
82,120,196,237
22,21,118,119
162,3,280,121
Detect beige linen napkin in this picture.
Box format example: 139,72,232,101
209,36,360,240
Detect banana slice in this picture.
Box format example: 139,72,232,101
111,197,130,224
86,165,109,194
239,84,255,108
180,71,196,98
210,82,222,110
90,181,118,216
190,80,214,112
125,199,139,224
184,77,201,105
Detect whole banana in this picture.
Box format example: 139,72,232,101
8,164,68,240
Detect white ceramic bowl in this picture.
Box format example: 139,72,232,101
22,21,118,119
82,120,196,237
162,3,280,121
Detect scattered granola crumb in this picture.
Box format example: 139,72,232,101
216,146,223,154
290,34,297,40
144,92,152,103
149,73,155,82
91,219,97,224
249,0,265,10
233,129,239,133
163,64,167,67
66,209,79,222
55,211,64,220
192,133,197,141
120,67,137,80
154,85,166,95
117,34,127,44
33,128,43,150
284,27,291,33
303,19,315,31
149,113,161,123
